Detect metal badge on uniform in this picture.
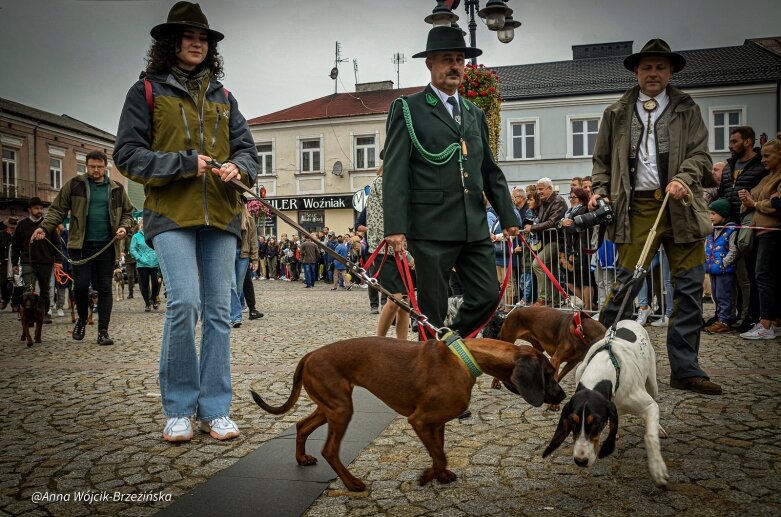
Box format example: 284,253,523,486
426,93,438,107
643,99,657,112
654,188,662,201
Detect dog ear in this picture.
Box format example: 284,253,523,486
542,399,573,458
511,354,545,407
598,400,619,459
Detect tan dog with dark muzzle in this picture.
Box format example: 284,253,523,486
251,336,565,492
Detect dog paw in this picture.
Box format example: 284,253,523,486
27,342,33,347
649,460,669,487
296,454,318,466
436,469,457,484
658,425,668,439
545,404,561,412
418,468,437,486
490,378,502,390
34,338,41,343
345,479,366,492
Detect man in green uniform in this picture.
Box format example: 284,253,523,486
383,26,519,339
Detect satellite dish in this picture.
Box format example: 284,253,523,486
332,161,343,177
329,67,338,80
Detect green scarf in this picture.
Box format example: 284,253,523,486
171,66,210,101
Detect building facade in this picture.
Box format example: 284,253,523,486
495,38,781,193
0,97,122,220
248,82,423,237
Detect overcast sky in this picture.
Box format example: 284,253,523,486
1,0,780,134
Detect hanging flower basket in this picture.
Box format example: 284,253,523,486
459,64,503,159
246,198,271,228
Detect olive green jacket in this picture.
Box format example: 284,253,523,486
41,175,135,253
591,85,712,244
113,72,258,245
383,85,518,242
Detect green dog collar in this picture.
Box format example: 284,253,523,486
442,331,483,378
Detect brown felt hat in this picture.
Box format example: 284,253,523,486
624,38,686,72
5,216,18,227
151,2,224,42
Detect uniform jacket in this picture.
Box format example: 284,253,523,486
717,149,767,223
41,175,134,254
113,71,258,245
383,85,518,242
592,85,712,244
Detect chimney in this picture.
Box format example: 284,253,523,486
572,41,633,60
355,80,394,92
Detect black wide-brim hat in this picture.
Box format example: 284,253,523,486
624,38,686,72
151,1,224,42
26,196,50,209
412,26,483,59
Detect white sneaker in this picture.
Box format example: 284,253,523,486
163,416,193,442
47,309,52,316
360,284,369,289
242,306,249,313
200,416,240,440
740,323,775,340
651,315,670,327
56,308,65,317
635,307,652,326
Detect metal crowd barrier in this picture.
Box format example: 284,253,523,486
494,227,672,322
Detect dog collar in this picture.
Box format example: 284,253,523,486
588,341,620,393
442,331,483,378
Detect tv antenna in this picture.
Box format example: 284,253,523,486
392,52,406,89
330,42,349,94
353,59,359,85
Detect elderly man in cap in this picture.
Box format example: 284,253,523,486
12,197,55,322
383,26,519,347
0,216,17,309
590,39,721,395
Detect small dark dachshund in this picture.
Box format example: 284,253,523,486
20,292,45,347
87,289,98,325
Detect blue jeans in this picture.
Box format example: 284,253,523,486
710,273,734,323
303,263,316,287
154,228,237,420
637,251,673,316
231,248,249,323
517,271,535,304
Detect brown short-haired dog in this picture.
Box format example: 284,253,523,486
251,336,565,492
20,292,45,347
483,306,606,383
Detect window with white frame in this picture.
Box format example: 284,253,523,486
2,148,17,195
570,118,599,157
76,162,87,175
300,138,321,173
50,157,62,190
256,142,274,175
354,135,376,169
510,120,537,159
712,109,742,151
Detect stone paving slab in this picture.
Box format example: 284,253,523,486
0,278,779,516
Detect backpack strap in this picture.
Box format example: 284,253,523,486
144,77,154,114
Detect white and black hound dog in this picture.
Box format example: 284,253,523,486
543,320,669,487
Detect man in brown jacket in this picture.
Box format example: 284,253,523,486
590,39,721,395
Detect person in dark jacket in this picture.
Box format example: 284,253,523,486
0,217,16,310
716,126,768,331
113,1,258,443
12,197,55,323
528,177,566,307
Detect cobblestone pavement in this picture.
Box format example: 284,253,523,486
1,278,779,516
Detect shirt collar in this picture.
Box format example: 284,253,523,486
638,88,668,105
429,83,460,105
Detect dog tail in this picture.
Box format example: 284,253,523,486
250,355,306,415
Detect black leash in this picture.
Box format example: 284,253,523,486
226,173,447,339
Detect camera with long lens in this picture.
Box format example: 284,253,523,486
573,198,615,230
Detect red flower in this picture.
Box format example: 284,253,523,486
489,86,496,92
467,90,478,98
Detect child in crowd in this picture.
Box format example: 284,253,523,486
704,198,739,334
331,236,352,290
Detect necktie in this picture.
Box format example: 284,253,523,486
447,96,461,127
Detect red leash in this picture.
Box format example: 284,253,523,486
517,232,570,302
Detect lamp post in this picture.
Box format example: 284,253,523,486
425,0,521,65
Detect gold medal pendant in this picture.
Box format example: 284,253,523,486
654,188,662,201
643,99,657,112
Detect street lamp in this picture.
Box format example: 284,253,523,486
424,0,520,64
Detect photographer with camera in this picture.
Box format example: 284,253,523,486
590,39,720,396
560,187,597,311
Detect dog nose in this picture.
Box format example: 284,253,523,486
574,457,589,467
